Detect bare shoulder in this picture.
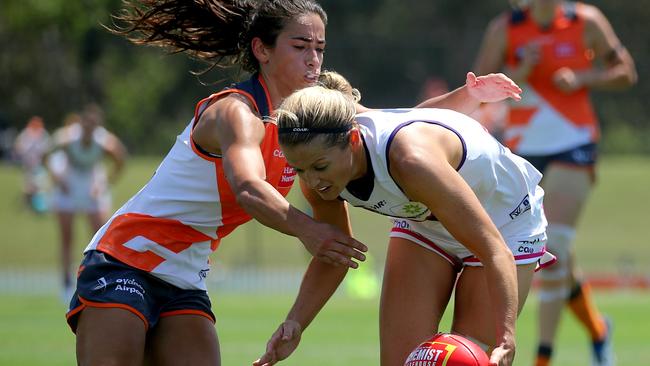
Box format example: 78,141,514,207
484,11,510,37
388,123,453,170
576,2,609,29
194,93,264,153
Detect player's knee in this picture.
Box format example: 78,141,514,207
544,223,575,262
538,285,571,302
536,222,579,303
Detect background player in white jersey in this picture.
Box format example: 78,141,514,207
44,103,127,302
255,79,552,366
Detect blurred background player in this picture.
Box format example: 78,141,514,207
13,115,51,213
472,1,637,365
44,103,127,302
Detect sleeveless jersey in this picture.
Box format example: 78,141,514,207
504,2,598,155
340,108,546,245
84,74,297,290
51,124,113,212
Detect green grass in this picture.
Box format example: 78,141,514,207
1,155,650,272
1,155,649,365
0,292,648,365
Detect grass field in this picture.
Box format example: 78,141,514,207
2,155,650,273
1,155,649,365
0,292,648,365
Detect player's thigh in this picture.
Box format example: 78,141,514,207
76,307,147,366
452,263,536,346
146,314,220,366
540,164,593,224
380,237,457,366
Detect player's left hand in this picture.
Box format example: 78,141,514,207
466,72,522,103
552,67,581,93
253,320,302,366
489,342,515,366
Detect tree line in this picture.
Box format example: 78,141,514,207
1,0,647,154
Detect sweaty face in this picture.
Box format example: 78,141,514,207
282,139,355,201
265,13,325,97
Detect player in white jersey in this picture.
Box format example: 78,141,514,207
44,104,127,302
255,81,553,366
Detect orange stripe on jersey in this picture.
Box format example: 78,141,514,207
214,156,252,247
96,213,215,272
508,107,538,126
189,88,260,162
505,135,523,151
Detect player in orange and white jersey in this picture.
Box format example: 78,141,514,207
473,1,637,365
64,2,371,366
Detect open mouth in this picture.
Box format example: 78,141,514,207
305,72,320,83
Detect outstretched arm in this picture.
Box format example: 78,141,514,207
415,72,521,114
195,96,367,268
253,180,353,366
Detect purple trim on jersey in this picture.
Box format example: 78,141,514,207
384,120,468,193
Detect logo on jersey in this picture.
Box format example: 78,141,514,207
518,237,542,245
509,194,531,219
278,165,296,188
390,202,430,220
114,278,146,300
92,277,107,291
198,268,209,280
393,220,410,229
555,42,577,58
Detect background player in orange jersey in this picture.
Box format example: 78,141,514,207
473,1,637,365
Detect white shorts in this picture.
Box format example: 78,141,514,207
51,169,111,214
390,219,549,271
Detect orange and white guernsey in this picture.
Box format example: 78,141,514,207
84,74,296,290
504,2,598,155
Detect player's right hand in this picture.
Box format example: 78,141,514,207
298,221,367,268
253,320,303,366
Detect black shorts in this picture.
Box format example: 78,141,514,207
66,250,215,333
521,143,597,174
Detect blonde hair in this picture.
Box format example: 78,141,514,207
318,70,361,102
277,85,356,148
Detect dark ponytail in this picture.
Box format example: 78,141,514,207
109,0,327,73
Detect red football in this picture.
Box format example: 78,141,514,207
404,333,490,366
